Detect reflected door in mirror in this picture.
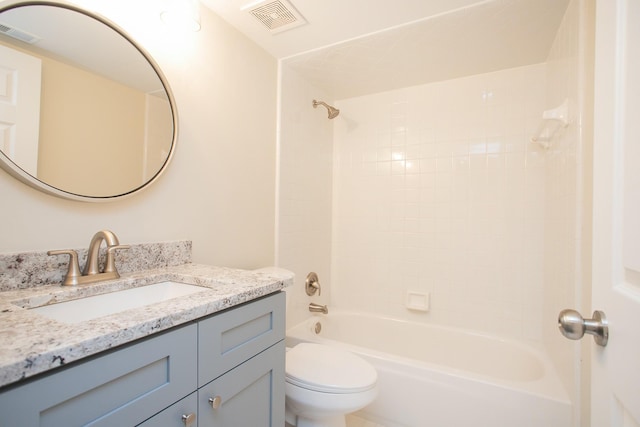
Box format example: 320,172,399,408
0,43,41,176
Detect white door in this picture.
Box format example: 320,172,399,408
591,0,640,425
0,43,41,176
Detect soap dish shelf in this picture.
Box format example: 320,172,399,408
530,99,569,149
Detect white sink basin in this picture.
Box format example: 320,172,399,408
30,281,209,324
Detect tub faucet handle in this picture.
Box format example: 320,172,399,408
305,272,321,296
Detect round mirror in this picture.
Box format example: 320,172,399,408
0,1,177,201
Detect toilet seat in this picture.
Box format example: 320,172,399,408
286,343,377,394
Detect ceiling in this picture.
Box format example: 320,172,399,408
204,0,570,100
0,3,164,93
200,0,493,59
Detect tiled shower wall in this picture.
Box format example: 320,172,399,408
331,64,548,343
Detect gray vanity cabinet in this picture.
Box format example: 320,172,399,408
0,323,198,427
0,291,285,427
137,392,199,427
197,343,284,426
198,290,285,386
196,291,285,426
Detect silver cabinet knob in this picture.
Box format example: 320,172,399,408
558,309,608,347
209,395,222,409
181,413,196,426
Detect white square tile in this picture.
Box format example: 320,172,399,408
285,62,569,346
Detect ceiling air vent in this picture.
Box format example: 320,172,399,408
244,0,307,34
0,21,40,44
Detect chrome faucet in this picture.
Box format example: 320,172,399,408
309,302,328,314
48,230,130,286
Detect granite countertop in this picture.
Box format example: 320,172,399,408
0,263,293,389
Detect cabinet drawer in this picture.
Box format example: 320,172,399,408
198,292,284,385
137,392,198,427
198,342,285,427
0,323,197,427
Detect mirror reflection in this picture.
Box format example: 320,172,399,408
0,2,176,199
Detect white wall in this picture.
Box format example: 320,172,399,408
330,64,548,343
277,65,334,328
0,1,277,269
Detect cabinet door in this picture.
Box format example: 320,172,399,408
198,292,285,386
198,342,285,427
137,392,198,427
0,324,197,427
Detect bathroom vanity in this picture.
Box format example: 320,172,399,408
0,261,289,427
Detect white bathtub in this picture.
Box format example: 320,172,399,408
286,311,571,427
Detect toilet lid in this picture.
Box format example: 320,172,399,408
286,343,377,394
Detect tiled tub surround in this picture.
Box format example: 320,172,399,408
331,63,548,343
0,243,293,388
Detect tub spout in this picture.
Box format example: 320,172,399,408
309,303,328,314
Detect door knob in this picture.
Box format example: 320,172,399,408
558,309,608,347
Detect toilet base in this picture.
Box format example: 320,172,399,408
298,416,345,427
286,405,346,427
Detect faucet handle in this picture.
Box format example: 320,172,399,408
47,249,81,286
305,272,321,296
104,245,130,273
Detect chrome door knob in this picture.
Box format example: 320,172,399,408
558,309,608,347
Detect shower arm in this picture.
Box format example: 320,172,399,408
313,100,330,109
312,99,340,119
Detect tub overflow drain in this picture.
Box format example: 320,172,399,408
314,322,322,334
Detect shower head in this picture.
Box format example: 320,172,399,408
312,99,340,119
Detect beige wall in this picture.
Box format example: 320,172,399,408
38,57,146,195
0,39,150,196
0,1,277,269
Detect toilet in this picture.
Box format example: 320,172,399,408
285,343,378,427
